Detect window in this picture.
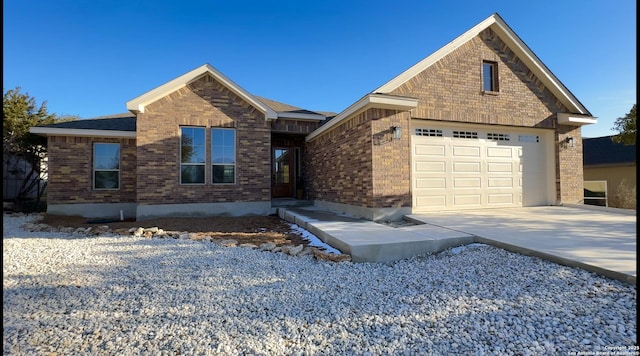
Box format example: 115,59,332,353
180,127,205,184
415,128,443,137
94,143,120,189
483,61,498,92
518,135,540,143
211,128,236,184
453,131,478,139
487,133,510,141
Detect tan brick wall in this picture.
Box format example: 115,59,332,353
387,28,584,204
556,125,584,203
370,110,412,208
136,74,271,205
271,119,321,134
47,136,136,204
305,111,374,207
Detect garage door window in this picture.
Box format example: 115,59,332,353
453,131,478,139
415,128,443,137
487,133,511,141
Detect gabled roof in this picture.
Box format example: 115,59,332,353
375,13,594,118
126,64,278,120
255,96,332,121
30,114,136,138
306,93,419,141
583,136,636,166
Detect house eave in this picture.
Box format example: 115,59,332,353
29,127,136,138
306,93,418,142
125,63,278,120
557,113,598,126
277,112,326,121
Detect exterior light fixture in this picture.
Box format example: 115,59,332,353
565,136,575,148
392,126,402,140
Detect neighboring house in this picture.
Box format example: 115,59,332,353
583,136,636,209
30,13,596,221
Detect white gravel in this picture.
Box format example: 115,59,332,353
3,213,637,355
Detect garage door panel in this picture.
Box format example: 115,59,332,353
487,147,515,158
453,194,481,206
453,177,481,188
487,162,513,173
416,178,446,188
453,146,480,157
416,195,447,207
415,144,446,156
488,194,514,204
416,161,446,173
488,177,513,188
453,162,481,173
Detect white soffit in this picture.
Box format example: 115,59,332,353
30,127,136,138
126,64,277,120
374,13,592,116
557,113,598,126
306,93,418,142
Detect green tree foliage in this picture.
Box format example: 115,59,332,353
611,104,636,145
3,87,77,209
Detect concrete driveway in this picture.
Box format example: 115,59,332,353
407,205,636,284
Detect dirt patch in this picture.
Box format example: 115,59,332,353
41,214,311,247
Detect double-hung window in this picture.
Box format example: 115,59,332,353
93,143,120,189
180,127,206,184
211,128,236,184
482,61,498,92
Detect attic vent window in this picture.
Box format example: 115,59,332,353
453,131,478,139
415,128,443,137
482,61,498,92
487,133,510,141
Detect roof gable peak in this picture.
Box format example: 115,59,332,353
126,63,277,120
374,13,591,116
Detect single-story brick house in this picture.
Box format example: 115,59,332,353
31,13,596,221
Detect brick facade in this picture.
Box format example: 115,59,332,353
386,28,583,204
47,136,136,204
135,74,272,206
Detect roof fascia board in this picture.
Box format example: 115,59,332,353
557,112,598,126
277,112,326,121
306,94,418,142
375,14,592,116
125,64,277,120
30,127,136,138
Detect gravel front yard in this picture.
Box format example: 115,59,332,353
3,213,637,355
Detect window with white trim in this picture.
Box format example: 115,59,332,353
483,61,498,92
180,127,205,184
93,143,120,189
415,128,443,137
211,128,236,184
453,131,478,139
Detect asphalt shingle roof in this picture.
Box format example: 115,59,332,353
41,113,136,132
583,135,636,166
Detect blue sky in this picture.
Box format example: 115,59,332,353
3,1,636,138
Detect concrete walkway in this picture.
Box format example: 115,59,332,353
279,205,636,285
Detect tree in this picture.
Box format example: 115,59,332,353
3,87,77,210
611,104,636,145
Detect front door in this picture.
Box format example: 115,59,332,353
272,148,293,198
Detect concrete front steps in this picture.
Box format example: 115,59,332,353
277,207,474,263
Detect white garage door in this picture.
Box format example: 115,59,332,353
411,125,552,212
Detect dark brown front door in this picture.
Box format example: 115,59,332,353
272,148,293,198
